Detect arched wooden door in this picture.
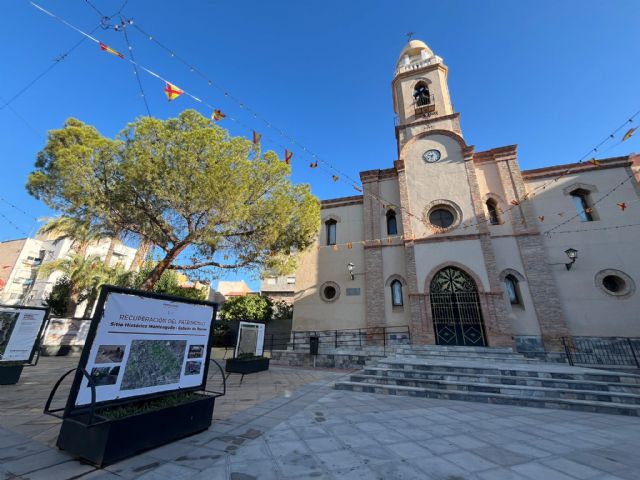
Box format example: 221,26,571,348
430,267,487,347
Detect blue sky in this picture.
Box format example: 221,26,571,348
1,0,639,291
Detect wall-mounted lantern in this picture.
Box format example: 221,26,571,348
347,262,355,281
564,248,578,270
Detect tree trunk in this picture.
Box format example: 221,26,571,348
140,244,187,291
66,290,80,318
131,238,153,272
104,238,118,267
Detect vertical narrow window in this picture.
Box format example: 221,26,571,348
386,210,398,235
571,189,594,222
486,199,500,225
505,275,521,305
391,280,403,306
325,219,337,245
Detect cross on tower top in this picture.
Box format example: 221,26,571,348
405,31,415,41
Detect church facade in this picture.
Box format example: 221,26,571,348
291,40,640,352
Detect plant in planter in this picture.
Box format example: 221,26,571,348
225,352,270,374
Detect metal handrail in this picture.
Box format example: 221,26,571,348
561,336,640,368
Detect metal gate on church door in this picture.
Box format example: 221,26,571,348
430,267,487,347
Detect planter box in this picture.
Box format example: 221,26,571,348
56,394,215,467
225,357,270,375
0,365,24,385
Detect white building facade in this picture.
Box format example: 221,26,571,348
291,40,640,353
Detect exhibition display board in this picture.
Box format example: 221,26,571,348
234,321,266,358
0,305,49,364
64,286,217,414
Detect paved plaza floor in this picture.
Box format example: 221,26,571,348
2,357,640,479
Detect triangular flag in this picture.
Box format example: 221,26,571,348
585,207,593,214
353,186,363,193
332,245,339,251
387,238,393,245
588,158,601,167
284,149,293,165
622,127,637,142
332,175,339,182
510,200,520,206
212,109,226,121
99,42,125,59
520,217,526,225
557,212,565,217
164,82,184,101
617,202,627,211
252,131,261,145
347,242,353,250
538,215,544,222
310,161,318,169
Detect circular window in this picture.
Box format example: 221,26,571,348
595,270,635,298
319,281,340,302
429,208,455,228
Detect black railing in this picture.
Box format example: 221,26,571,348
265,326,411,356
562,336,640,368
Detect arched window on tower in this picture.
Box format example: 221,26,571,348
386,210,398,235
391,280,403,307
504,275,522,306
325,219,337,245
486,199,500,225
413,82,431,107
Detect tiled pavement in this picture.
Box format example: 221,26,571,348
2,357,640,479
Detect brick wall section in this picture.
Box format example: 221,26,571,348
494,150,570,351
464,148,514,347
361,172,386,327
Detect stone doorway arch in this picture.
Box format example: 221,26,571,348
430,266,487,347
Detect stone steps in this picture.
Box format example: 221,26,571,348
334,381,640,417
349,374,640,404
361,367,640,394
333,345,640,416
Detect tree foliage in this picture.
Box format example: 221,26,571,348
219,295,273,323
121,263,207,301
44,277,72,316
28,110,320,289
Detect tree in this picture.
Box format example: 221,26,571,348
38,253,112,316
38,216,102,258
28,110,320,290
271,298,294,321
44,277,72,316
120,262,207,301
219,295,273,323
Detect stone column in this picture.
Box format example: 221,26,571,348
494,149,570,351
463,148,514,348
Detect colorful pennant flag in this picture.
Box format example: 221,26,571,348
284,149,293,165
622,127,637,142
332,245,339,251
588,158,602,167
347,242,353,250
332,175,339,182
510,200,520,206
387,238,393,245
538,215,545,222
164,82,184,101
99,42,124,59
252,131,261,145
617,202,627,211
310,161,318,169
212,109,226,121
353,186,363,193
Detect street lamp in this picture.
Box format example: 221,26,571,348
564,248,578,270
347,262,355,281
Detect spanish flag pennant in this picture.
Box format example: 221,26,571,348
617,202,627,211
252,131,261,145
332,245,339,251
353,185,363,193
387,237,393,245
212,109,226,121
164,82,184,101
310,161,318,169
284,149,293,165
538,215,544,222
585,207,593,214
510,199,520,206
347,242,353,250
588,158,601,167
99,42,125,59
223,255,229,260
332,175,339,182
622,127,637,142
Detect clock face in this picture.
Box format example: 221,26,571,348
423,149,441,163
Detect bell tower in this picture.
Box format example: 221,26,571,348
392,40,462,153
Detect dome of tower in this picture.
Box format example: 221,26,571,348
396,39,434,68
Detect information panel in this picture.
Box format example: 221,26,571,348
74,289,216,407
0,306,48,363
234,321,266,358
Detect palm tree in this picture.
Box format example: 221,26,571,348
38,254,111,316
38,216,102,258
